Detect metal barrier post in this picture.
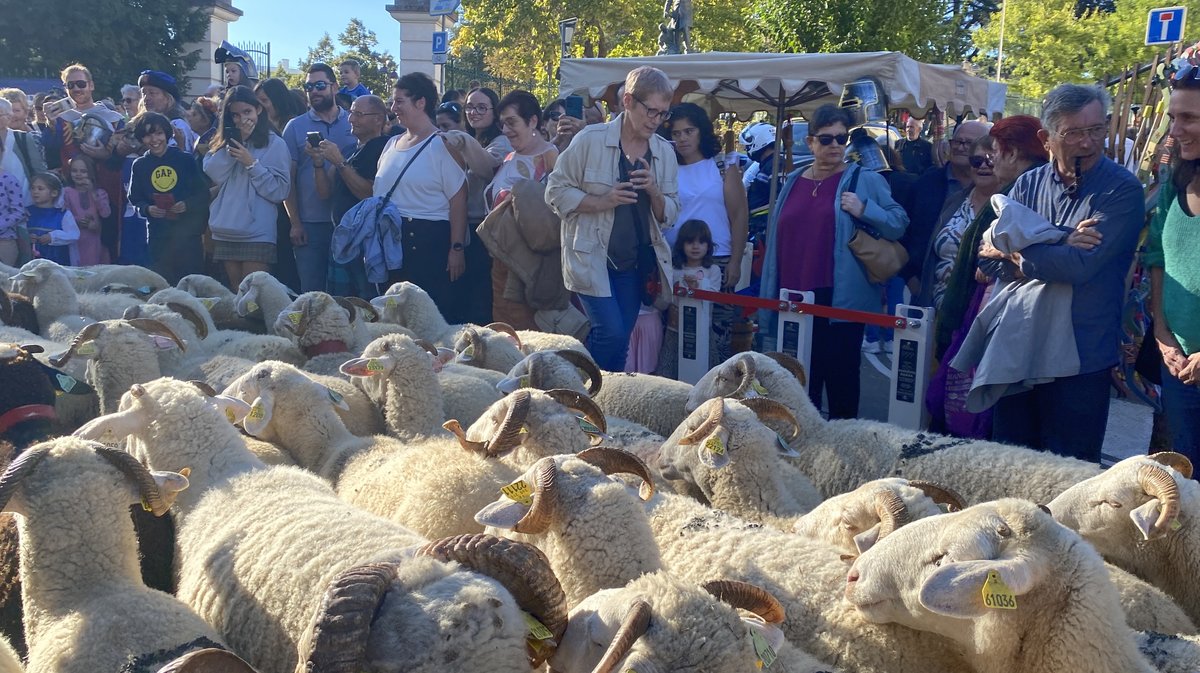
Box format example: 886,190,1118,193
887,304,934,430
775,289,814,392
676,292,713,384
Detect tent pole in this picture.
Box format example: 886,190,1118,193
767,92,784,216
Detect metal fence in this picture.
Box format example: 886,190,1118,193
236,41,272,79
443,61,552,101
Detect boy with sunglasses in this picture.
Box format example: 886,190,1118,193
281,62,356,292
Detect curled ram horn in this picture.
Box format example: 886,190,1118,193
1149,451,1194,480
1138,464,1182,539
728,353,758,398
413,338,441,359
342,296,379,322
332,295,358,323
577,447,655,501
156,648,257,673
680,399,725,446
165,302,210,340
736,398,799,440
906,480,967,512
126,318,187,352
92,445,176,517
872,487,910,540
0,514,17,613
301,562,398,673
544,388,607,435
513,457,559,535
485,322,524,349
702,579,786,625
49,321,106,368
417,533,568,667
765,351,808,387
0,445,52,514
554,349,603,396
487,390,532,456
443,419,488,455
461,327,487,365
189,380,218,398
590,599,652,673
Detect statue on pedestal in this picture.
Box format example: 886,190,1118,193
657,0,693,55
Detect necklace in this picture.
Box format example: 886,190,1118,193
807,167,832,196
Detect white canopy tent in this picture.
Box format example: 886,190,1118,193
557,51,1008,120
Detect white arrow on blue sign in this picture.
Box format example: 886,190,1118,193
1146,6,1187,46
432,31,448,55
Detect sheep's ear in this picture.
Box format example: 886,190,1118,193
197,297,220,311
324,386,351,411
918,558,1039,618
235,288,259,317
340,356,394,378
474,498,529,530
743,618,786,662
213,395,252,424
147,334,180,351
775,433,800,458
435,348,456,366
150,469,190,510
74,408,143,442
853,525,883,554
243,394,274,437
1130,499,1166,541
496,375,524,394
695,429,732,469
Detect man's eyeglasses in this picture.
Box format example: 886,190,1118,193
810,133,849,146
465,105,492,114
1055,124,1108,144
348,110,382,117
632,95,669,122
64,80,89,90
949,138,974,149
968,154,994,169
303,81,332,92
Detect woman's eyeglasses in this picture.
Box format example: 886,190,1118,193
465,105,492,114
303,81,332,92
810,133,849,146
968,154,994,169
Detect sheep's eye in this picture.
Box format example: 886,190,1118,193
929,552,946,567
840,520,857,532
381,343,391,352
256,369,270,380
1106,500,1123,509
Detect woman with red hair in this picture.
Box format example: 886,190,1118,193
927,115,1049,437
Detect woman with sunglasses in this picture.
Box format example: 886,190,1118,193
926,136,999,312
1147,51,1200,462
759,103,908,420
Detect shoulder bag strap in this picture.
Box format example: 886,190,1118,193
15,133,34,178
381,134,437,204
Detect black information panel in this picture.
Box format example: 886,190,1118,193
682,305,697,360
782,319,799,357
895,338,917,403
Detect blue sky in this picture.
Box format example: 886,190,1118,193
228,1,404,67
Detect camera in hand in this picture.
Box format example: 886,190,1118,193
223,124,240,143
306,131,322,148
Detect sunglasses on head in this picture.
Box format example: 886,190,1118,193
64,80,89,90
303,81,332,92
547,110,564,121
810,133,849,146
968,155,994,169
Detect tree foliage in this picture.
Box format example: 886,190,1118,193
284,19,398,95
0,0,209,98
972,0,1200,98
751,0,964,61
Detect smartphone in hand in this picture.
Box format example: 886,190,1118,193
306,131,323,148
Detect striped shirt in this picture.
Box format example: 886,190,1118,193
1011,156,1144,374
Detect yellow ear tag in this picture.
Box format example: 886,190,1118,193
247,404,265,421
75,342,98,356
199,298,217,310
751,378,769,396
246,301,259,314
981,570,1017,610
501,479,533,505
748,627,777,669
705,435,726,456
365,359,385,373
461,345,475,359
1171,518,1183,531
56,373,77,393
385,297,397,308
140,498,153,512
287,311,303,326
224,407,236,423
518,424,529,434
518,375,531,388
523,612,553,641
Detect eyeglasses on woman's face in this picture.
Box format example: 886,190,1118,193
968,154,994,169
465,104,492,115
631,95,669,122
809,133,849,146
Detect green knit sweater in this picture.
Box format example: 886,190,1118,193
1146,179,1200,355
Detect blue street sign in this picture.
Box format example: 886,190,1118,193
429,0,459,16
432,31,448,55
1146,6,1187,46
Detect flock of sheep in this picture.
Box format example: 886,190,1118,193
0,258,1196,673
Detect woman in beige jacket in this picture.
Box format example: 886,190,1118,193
545,66,680,370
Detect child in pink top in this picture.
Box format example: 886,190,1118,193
63,155,111,265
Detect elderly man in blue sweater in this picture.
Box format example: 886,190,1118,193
978,84,1143,462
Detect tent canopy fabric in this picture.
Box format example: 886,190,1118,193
558,51,1007,119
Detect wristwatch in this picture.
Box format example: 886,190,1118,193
451,242,465,251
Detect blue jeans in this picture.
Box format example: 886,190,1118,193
865,276,905,343
991,368,1111,463
579,269,642,371
1161,365,1200,467
293,220,333,293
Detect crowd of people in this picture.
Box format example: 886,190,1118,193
0,48,1196,465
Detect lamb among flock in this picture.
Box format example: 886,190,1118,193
0,258,1196,673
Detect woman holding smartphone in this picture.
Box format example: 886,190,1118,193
204,85,292,290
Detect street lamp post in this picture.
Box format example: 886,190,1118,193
996,0,1007,81
559,18,578,60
